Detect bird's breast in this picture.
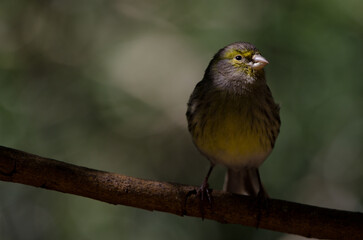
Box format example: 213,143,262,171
190,93,275,169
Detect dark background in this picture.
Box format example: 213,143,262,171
1,0,362,239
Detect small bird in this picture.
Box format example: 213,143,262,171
186,42,280,198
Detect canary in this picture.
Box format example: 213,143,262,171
186,42,280,197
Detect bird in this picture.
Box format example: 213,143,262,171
186,42,280,199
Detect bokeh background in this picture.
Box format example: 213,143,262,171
1,0,362,239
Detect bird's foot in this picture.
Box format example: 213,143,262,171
196,180,213,219
197,180,213,205
255,189,269,228
184,179,213,219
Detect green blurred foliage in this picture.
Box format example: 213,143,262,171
0,0,362,239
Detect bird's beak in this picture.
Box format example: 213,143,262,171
251,54,269,70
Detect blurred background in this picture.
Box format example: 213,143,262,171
0,0,362,239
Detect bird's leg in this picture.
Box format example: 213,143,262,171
196,164,215,218
184,164,215,218
255,168,269,228
197,164,215,204
256,169,269,200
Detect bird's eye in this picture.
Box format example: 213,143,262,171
235,55,242,60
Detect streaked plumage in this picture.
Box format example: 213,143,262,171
186,42,280,196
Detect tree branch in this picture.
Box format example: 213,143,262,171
0,145,362,239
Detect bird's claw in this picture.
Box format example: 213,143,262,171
255,189,269,228
198,181,213,202
197,180,213,218
184,180,213,219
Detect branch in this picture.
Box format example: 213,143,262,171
0,146,362,239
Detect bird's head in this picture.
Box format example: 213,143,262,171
206,42,269,88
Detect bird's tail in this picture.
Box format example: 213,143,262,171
223,168,267,197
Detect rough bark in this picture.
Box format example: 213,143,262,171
0,145,362,239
